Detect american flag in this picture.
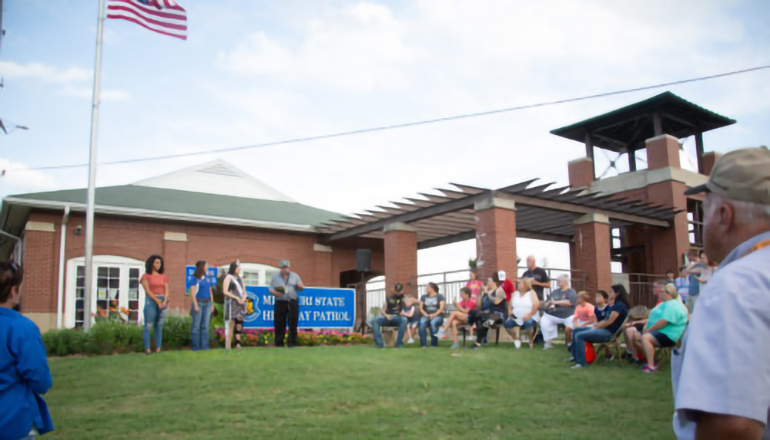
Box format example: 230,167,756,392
106,0,187,40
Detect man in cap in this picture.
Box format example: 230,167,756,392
372,283,408,348
269,259,305,348
672,146,770,439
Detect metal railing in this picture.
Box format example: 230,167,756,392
627,273,668,308
366,267,587,320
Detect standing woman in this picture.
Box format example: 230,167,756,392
190,260,213,352
222,260,247,350
141,255,169,355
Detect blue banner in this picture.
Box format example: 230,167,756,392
243,286,356,329
185,265,219,296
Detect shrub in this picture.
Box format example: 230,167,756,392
42,319,370,356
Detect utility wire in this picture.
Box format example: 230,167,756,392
6,64,770,174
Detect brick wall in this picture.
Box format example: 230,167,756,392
383,228,418,297
21,210,383,320
573,220,612,295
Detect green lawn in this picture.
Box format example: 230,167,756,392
45,343,675,439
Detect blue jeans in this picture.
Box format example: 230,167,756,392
373,315,408,348
571,328,612,366
143,296,168,351
419,316,444,347
504,317,535,331
191,301,212,351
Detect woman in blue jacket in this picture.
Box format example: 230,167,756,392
0,261,54,440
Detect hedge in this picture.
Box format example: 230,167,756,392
41,317,371,357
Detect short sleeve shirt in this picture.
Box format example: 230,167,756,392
687,263,706,296
270,271,303,302
594,304,609,322
522,267,550,300
420,294,445,315
195,277,213,301
574,303,595,323
141,273,168,297
672,232,770,438
646,299,688,342
546,288,577,319
604,301,628,335
465,280,484,298
459,297,476,311
384,294,405,315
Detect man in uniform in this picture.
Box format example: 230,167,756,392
269,259,305,348
673,146,770,439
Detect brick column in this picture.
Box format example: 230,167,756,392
474,193,517,281
568,157,595,189
702,152,722,176
383,223,418,297
646,134,681,170
163,232,188,312
573,213,612,294
313,244,334,287
21,221,58,333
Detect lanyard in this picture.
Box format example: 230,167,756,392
743,239,770,259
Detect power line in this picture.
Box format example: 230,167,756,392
6,64,770,174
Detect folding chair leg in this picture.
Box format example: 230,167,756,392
462,328,467,347
495,327,500,345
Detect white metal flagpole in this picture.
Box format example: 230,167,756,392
84,0,106,331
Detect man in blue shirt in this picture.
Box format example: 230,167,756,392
0,261,54,440
673,146,770,439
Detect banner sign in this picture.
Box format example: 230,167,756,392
185,265,219,296
243,286,356,329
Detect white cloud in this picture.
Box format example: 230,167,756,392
0,61,129,100
0,158,57,197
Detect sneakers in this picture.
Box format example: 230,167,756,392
470,344,481,350
514,340,522,349
450,342,459,349
406,338,415,344
566,343,572,351
570,364,584,369
566,356,575,362
605,355,615,362
437,329,445,338
543,342,554,350
642,365,658,373
482,338,489,347
483,319,496,328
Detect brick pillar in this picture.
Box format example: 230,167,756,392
163,232,188,312
474,193,517,282
646,134,681,170
568,157,595,189
313,244,334,287
645,181,691,273
383,223,418,297
702,152,722,176
21,221,58,333
573,213,612,294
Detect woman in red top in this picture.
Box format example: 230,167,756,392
141,255,169,355
443,287,477,349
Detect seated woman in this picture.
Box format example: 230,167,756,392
443,287,476,349
572,291,596,329
624,282,689,372
469,274,507,349
504,278,540,349
402,296,420,344
568,284,630,369
418,282,446,348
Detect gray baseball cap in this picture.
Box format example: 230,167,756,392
685,146,770,205
280,259,291,268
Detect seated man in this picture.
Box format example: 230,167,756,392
624,282,688,372
443,287,476,349
372,283,408,348
540,275,577,350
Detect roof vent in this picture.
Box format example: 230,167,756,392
197,163,238,177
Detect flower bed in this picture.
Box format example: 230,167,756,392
214,328,372,347
42,317,371,357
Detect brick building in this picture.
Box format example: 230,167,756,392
1,92,736,332
0,160,385,332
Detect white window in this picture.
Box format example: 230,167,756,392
65,256,146,328
239,263,280,287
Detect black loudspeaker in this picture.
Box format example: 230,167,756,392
357,249,371,273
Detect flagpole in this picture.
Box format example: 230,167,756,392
84,0,106,331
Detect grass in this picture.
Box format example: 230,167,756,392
45,342,675,439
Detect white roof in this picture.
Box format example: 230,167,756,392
133,159,296,202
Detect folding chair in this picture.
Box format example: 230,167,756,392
655,323,687,366
595,316,629,363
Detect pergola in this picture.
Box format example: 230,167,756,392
318,179,677,295
550,92,736,175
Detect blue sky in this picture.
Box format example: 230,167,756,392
2,0,769,273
